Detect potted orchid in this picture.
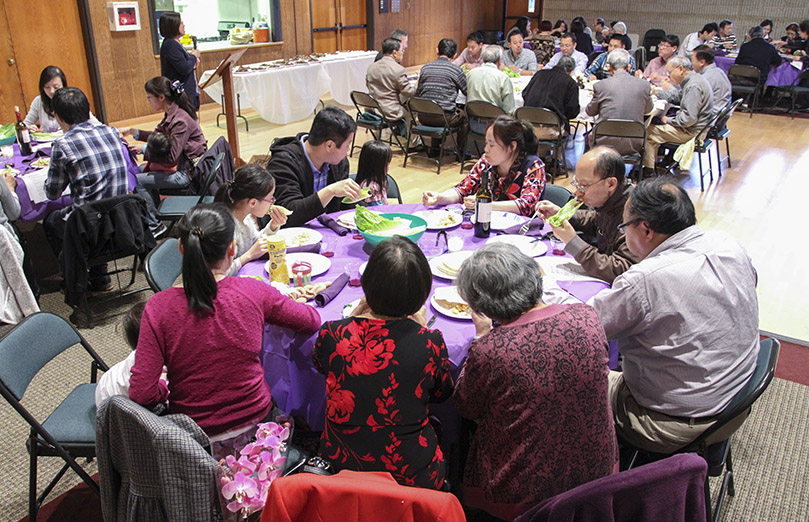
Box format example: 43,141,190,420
219,421,290,519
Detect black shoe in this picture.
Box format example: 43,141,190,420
152,223,168,240
88,280,114,292
407,144,426,154
427,147,441,158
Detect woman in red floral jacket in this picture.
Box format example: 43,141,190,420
313,237,453,490
422,115,546,216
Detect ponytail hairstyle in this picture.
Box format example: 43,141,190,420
214,163,275,209
145,76,198,120
39,66,68,117
487,115,539,168
355,140,392,192
176,203,235,315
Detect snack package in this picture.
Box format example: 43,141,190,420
266,236,290,284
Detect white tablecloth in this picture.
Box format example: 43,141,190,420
200,50,377,124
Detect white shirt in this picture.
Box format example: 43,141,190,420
544,50,588,74
95,351,137,407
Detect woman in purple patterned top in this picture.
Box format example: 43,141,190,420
453,243,617,520
422,115,545,216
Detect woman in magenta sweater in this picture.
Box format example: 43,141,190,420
129,203,321,445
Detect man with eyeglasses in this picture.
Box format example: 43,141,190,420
591,177,759,454
535,147,637,283
636,34,679,87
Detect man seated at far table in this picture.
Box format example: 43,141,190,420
366,37,415,139
586,34,637,80
268,106,361,227
592,177,759,453
680,23,718,58
536,146,638,283
691,45,732,113
712,19,738,50
544,33,589,74
736,24,782,85
468,46,515,116
643,56,714,176
43,87,131,292
522,56,580,138
374,28,408,62
453,31,487,69
416,38,469,158
586,49,653,156
502,28,538,76
636,34,679,87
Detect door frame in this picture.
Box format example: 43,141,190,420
77,0,107,123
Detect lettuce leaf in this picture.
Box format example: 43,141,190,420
547,199,583,226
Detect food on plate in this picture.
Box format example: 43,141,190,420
547,199,583,227
503,67,520,78
355,205,426,237
434,298,472,317
286,281,332,303
0,124,16,140
31,132,61,141
287,231,313,247
270,205,293,216
31,157,50,168
341,186,372,204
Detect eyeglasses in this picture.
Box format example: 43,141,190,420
617,219,641,233
261,196,276,205
570,176,607,193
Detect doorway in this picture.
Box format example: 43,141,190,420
310,0,368,53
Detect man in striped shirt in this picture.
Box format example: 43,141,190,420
415,38,469,157
712,19,737,50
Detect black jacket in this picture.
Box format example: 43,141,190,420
736,38,783,83
522,67,581,126
267,133,351,227
62,194,156,307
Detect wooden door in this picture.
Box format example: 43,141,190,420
312,0,340,53
2,0,95,114
338,0,367,51
0,6,25,115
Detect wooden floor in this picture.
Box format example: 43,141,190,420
113,101,809,343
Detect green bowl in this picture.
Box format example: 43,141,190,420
359,212,428,247
0,136,16,147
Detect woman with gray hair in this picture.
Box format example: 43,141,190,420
452,243,617,519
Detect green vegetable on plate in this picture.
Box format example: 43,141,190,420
0,124,16,140
547,199,583,227
354,205,400,232
503,67,520,78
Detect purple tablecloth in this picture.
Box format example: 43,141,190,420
8,141,139,223
239,204,615,431
715,55,801,87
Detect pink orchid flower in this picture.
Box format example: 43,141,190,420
222,472,259,512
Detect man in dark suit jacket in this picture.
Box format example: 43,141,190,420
521,55,580,138
586,49,654,155
267,107,361,227
736,25,782,85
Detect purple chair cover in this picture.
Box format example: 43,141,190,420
314,273,349,307
514,454,708,522
317,214,349,236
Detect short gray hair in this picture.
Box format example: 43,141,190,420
455,243,543,323
668,55,692,70
748,25,765,39
613,21,627,34
607,48,631,71
557,55,576,73
481,45,502,64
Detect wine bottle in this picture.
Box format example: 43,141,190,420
474,166,493,238
14,106,32,156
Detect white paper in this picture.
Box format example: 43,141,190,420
791,60,802,71
20,168,68,204
536,256,604,282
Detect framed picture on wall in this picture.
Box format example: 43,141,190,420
107,2,141,31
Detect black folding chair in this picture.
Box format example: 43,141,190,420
633,46,647,71
347,173,404,204
462,100,506,174
0,312,109,521
156,152,223,233
773,69,809,119
728,65,762,118
405,97,461,175
515,106,568,183
642,29,666,61
592,119,647,182
349,91,407,158
542,184,574,207
706,98,743,179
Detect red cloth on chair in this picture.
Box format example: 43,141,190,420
261,470,466,522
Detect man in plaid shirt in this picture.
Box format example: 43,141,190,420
43,87,130,291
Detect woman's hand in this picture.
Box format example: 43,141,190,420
422,191,440,206
462,195,476,210
268,206,288,231
244,237,268,262
472,311,493,338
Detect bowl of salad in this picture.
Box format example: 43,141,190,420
355,206,427,247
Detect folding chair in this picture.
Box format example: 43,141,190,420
642,29,667,61
349,91,407,159
156,152,223,233
347,173,404,204
728,65,762,118
516,106,568,183
592,119,646,182
624,338,780,522
144,238,182,292
462,100,506,174
773,69,809,119
0,312,109,522
633,46,647,71
587,51,602,67
659,111,721,191
542,184,574,207
405,97,461,175
706,98,743,178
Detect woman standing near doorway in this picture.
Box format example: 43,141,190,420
159,11,201,110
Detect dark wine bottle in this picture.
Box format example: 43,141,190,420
474,166,493,238
14,106,32,156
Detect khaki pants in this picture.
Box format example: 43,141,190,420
608,371,715,453
643,123,695,168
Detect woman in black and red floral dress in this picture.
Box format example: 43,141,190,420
313,237,453,490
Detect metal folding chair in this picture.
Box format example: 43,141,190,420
728,65,762,118
406,97,461,175
592,119,647,181
462,100,506,174
516,106,568,183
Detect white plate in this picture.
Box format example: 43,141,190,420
412,209,462,230
264,253,331,278
336,211,356,228
431,286,472,320
428,251,474,280
276,227,322,247
359,261,368,275
487,234,548,257
342,298,361,318
471,211,528,230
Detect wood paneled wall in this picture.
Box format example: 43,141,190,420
371,0,505,68
88,0,313,122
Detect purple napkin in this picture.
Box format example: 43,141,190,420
315,273,349,307
287,243,321,254
500,220,545,236
318,215,349,236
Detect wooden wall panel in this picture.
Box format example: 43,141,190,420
371,0,504,68
88,0,312,122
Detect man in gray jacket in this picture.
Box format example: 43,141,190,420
643,55,713,174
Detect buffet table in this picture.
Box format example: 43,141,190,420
239,204,613,432
200,50,377,124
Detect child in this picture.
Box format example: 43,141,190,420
355,140,392,206
142,132,178,173
95,302,147,407
214,163,288,276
